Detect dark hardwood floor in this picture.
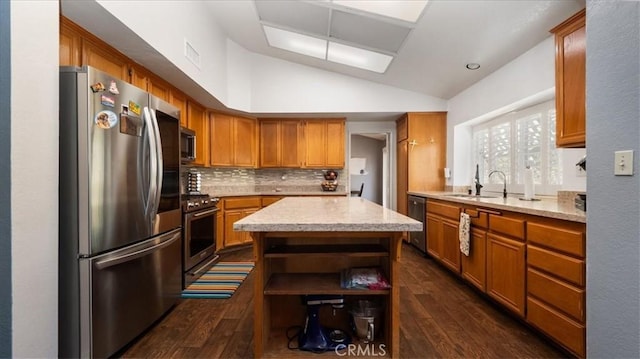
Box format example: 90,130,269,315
121,244,568,358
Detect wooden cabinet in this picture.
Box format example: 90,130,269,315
486,214,526,317
397,140,408,215
210,113,257,167
461,208,489,292
526,219,586,358
424,197,586,356
169,90,188,127
261,196,283,207
59,19,82,66
425,200,461,273
397,113,447,231
216,206,224,253
551,9,586,148
187,101,208,167
223,197,261,248
303,119,345,168
259,120,302,168
82,38,129,81
487,232,526,316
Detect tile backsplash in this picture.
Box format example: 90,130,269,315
182,167,345,194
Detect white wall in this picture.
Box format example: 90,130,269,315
351,135,385,204
98,0,229,102
347,121,397,210
226,39,252,112
249,53,447,114
10,1,59,357
446,36,586,192
586,1,640,357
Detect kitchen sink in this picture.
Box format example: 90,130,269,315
442,193,499,199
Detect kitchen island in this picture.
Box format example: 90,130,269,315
234,197,422,358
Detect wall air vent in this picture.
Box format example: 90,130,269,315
184,39,201,69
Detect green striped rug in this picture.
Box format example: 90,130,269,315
182,261,254,299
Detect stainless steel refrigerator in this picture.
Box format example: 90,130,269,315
59,66,182,358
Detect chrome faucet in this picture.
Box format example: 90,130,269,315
474,164,483,196
489,170,508,198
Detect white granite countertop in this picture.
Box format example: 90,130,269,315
409,191,586,223
234,197,423,232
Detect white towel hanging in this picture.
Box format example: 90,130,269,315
459,212,471,256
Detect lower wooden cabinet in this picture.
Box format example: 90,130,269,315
486,233,526,317
526,219,586,357
423,198,586,357
440,218,461,273
461,228,487,292
426,200,461,273
222,197,261,248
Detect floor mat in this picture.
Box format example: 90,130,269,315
181,261,254,299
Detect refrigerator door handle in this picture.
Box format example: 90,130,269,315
142,107,158,222
94,231,181,270
149,108,163,222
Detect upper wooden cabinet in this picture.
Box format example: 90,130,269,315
259,120,302,168
210,113,257,168
82,38,129,81
303,119,345,168
59,19,82,67
397,112,447,208
169,90,188,127
187,101,209,167
551,9,586,148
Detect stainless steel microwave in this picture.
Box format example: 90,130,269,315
180,127,196,163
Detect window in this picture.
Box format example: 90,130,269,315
472,100,561,195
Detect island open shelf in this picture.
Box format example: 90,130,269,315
264,273,391,295
233,197,422,358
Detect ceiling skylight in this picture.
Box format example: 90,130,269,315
262,25,393,73
331,0,428,23
257,0,426,73
263,25,327,60
327,42,393,73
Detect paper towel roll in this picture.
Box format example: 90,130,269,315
523,166,534,200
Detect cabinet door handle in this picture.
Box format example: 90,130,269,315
477,208,502,216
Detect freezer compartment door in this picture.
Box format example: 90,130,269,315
79,228,182,358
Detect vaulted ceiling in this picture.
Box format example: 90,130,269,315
205,0,584,100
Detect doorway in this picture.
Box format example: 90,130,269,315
347,119,397,209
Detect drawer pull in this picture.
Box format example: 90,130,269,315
477,208,502,217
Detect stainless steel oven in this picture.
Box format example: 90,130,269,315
182,195,220,287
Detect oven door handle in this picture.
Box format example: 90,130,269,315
190,208,219,218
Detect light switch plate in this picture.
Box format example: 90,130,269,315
614,150,634,176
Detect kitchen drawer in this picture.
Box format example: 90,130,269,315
261,196,283,207
527,268,585,322
427,201,460,220
489,215,524,240
528,245,585,286
224,197,262,210
527,297,585,358
527,222,584,258
464,208,488,229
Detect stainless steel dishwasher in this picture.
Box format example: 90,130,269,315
407,196,427,253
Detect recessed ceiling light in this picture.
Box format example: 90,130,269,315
466,63,481,70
